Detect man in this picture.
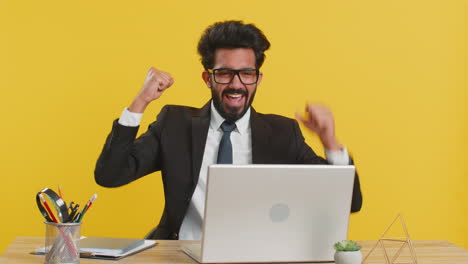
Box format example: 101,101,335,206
95,20,362,240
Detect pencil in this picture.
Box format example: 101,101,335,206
58,185,64,200
39,194,58,223
76,194,97,223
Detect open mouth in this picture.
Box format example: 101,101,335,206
223,92,245,107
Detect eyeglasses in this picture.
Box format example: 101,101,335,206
207,68,259,85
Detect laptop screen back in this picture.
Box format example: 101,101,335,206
201,164,355,263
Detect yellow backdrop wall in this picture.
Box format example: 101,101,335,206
1,0,466,253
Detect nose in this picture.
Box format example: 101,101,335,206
229,73,244,88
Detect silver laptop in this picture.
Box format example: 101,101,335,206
182,164,355,263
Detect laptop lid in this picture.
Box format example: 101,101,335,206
199,164,355,263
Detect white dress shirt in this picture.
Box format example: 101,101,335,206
118,103,350,240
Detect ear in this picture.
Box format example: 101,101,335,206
202,71,211,88
257,71,263,86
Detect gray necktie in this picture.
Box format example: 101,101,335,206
217,121,236,164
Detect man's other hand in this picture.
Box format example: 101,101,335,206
129,67,174,113
295,104,342,151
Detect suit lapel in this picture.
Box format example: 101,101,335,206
191,102,211,184
251,108,272,164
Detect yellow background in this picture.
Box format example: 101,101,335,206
1,0,466,253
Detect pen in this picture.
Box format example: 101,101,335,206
76,194,97,223
73,212,81,222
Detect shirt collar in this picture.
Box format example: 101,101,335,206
210,101,251,135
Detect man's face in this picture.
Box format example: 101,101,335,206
202,48,262,122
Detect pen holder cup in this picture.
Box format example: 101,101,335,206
44,222,81,264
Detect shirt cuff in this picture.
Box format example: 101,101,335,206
118,108,143,127
325,147,350,165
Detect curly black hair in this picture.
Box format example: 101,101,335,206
197,20,271,70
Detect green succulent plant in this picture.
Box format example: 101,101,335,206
333,240,362,251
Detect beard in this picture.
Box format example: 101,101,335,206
211,86,257,123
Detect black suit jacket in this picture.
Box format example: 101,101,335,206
95,102,362,239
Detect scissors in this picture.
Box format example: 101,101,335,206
36,188,70,223
66,203,80,223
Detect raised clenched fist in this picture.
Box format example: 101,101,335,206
129,68,174,113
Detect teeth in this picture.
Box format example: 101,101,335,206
226,94,242,98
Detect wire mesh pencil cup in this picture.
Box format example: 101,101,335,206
44,222,81,264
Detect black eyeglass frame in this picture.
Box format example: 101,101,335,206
207,68,260,85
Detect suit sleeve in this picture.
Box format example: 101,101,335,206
94,106,169,187
291,120,363,212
